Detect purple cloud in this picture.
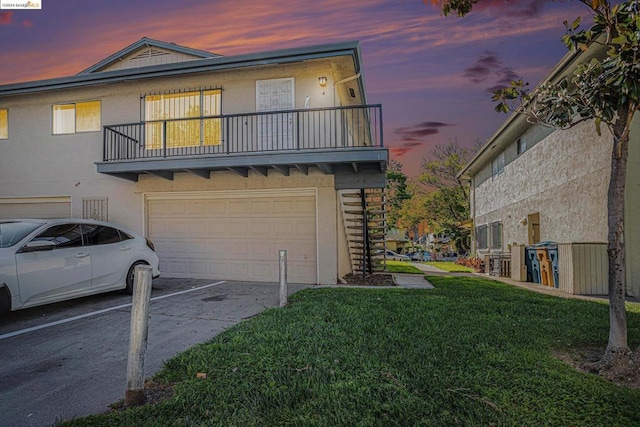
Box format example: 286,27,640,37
390,121,454,157
463,52,521,92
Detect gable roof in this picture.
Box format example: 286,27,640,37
78,37,221,74
0,41,364,98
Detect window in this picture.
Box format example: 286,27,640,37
53,101,101,134
476,224,488,250
0,109,7,139
517,138,527,155
144,89,221,149
32,223,84,248
490,221,503,250
492,152,505,179
82,197,108,221
82,224,127,245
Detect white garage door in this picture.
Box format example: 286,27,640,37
146,190,317,284
0,197,71,220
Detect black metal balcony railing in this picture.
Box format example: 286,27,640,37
103,105,382,162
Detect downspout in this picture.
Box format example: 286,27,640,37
332,73,361,106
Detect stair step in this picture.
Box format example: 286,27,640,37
348,233,384,238
346,218,384,223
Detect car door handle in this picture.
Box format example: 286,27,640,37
75,252,90,258
120,246,132,251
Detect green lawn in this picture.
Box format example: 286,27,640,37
67,276,640,426
425,261,474,273
383,259,423,274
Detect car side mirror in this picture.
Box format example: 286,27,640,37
20,240,56,253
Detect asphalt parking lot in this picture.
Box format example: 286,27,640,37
0,278,311,427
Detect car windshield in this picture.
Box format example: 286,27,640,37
0,221,42,248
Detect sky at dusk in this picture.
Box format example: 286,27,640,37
0,0,587,176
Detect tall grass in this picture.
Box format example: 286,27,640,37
67,276,640,426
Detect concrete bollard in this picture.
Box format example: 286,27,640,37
279,250,288,307
125,264,153,407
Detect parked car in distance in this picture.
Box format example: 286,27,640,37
410,251,432,261
0,219,160,314
376,249,411,261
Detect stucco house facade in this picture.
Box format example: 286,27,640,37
458,47,639,297
0,38,388,285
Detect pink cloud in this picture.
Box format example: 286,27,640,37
22,20,33,28
0,11,13,25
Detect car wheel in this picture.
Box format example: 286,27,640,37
0,287,10,317
125,261,149,295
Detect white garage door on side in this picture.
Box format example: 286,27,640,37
0,197,71,220
146,191,317,284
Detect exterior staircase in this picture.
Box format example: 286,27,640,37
339,188,387,276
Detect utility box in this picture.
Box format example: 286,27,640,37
511,244,527,281
526,246,541,283
558,243,608,295
536,248,553,286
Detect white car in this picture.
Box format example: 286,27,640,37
376,249,411,261
0,219,160,314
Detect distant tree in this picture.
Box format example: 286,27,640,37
418,140,473,253
386,160,412,227
433,0,640,374
397,183,429,232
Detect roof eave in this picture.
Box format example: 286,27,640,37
457,43,606,181
0,41,362,97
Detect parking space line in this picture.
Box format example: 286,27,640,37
0,281,227,340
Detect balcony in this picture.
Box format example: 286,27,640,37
96,105,387,188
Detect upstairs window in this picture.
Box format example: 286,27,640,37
144,89,222,149
490,221,503,250
492,152,505,179
0,109,7,139
53,101,101,134
476,224,488,250
517,138,527,155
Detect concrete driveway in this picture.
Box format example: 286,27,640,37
0,278,311,427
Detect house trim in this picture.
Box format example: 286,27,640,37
95,147,387,186
78,37,221,75
0,42,363,98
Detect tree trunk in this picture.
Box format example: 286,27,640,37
604,127,631,363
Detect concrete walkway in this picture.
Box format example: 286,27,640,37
393,273,434,289
391,261,444,289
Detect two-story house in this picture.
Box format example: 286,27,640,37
458,45,639,297
0,37,388,285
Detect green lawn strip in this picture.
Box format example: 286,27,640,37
425,261,474,273
66,276,640,426
383,260,423,274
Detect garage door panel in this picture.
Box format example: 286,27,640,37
249,220,272,237
187,201,208,214
205,201,226,214
0,199,71,220
228,200,249,215
251,241,271,257
251,200,270,214
294,199,316,214
148,193,317,284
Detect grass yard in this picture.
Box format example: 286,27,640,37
425,261,474,273
67,276,640,426
383,259,423,274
